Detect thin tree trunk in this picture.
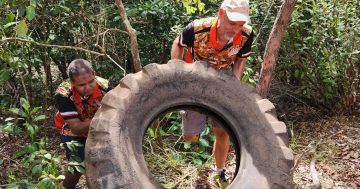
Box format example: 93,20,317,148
256,0,297,98
52,58,68,79
114,0,142,73
43,53,53,108
28,65,33,105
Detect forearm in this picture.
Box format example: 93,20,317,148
232,58,247,80
171,36,184,60
66,119,91,135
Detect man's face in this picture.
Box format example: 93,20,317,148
71,72,96,97
218,10,246,41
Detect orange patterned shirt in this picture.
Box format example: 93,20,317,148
179,17,254,70
54,76,110,137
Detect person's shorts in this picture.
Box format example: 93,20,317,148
181,110,222,136
60,135,86,162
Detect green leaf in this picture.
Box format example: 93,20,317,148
20,98,30,113
37,178,54,189
44,153,52,160
199,138,209,147
74,165,85,173
39,137,49,149
147,128,155,138
31,164,42,176
0,159,3,166
30,107,41,115
9,108,20,115
192,158,202,166
34,115,46,122
26,123,35,140
15,20,28,38
67,166,75,174
6,183,18,189
5,12,15,24
48,174,56,180
56,175,65,180
0,69,11,83
4,117,15,122
26,5,36,21
183,142,191,150
15,144,38,157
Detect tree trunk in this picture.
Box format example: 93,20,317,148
52,58,68,79
256,0,297,98
114,0,142,73
43,53,53,108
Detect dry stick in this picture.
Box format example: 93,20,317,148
76,28,128,47
256,0,297,97
170,168,197,188
114,0,142,73
1,37,126,73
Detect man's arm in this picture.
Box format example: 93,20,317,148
171,36,185,60
171,21,194,60
64,118,91,136
233,57,247,80
55,94,91,136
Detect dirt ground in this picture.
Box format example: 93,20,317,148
1,108,359,189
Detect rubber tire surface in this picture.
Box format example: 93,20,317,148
85,60,294,189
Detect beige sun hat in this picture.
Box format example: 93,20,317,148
220,0,250,22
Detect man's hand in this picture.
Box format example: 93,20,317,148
65,118,91,136
232,57,247,80
171,36,185,60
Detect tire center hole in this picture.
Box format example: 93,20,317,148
143,107,240,188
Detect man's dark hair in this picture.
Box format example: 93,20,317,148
67,59,94,81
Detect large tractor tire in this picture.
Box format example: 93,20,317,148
85,60,294,189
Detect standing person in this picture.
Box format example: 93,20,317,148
171,0,254,187
54,59,111,189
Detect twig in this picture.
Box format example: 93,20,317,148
170,168,197,188
1,37,127,72
106,54,126,75
1,37,105,56
76,28,128,47
172,135,183,148
254,0,275,43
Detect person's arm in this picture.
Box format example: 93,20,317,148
234,30,254,80
55,94,90,136
171,21,195,60
171,36,185,60
233,57,247,80
64,118,91,135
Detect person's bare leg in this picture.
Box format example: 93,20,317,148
212,127,230,169
183,134,199,143
63,172,82,189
